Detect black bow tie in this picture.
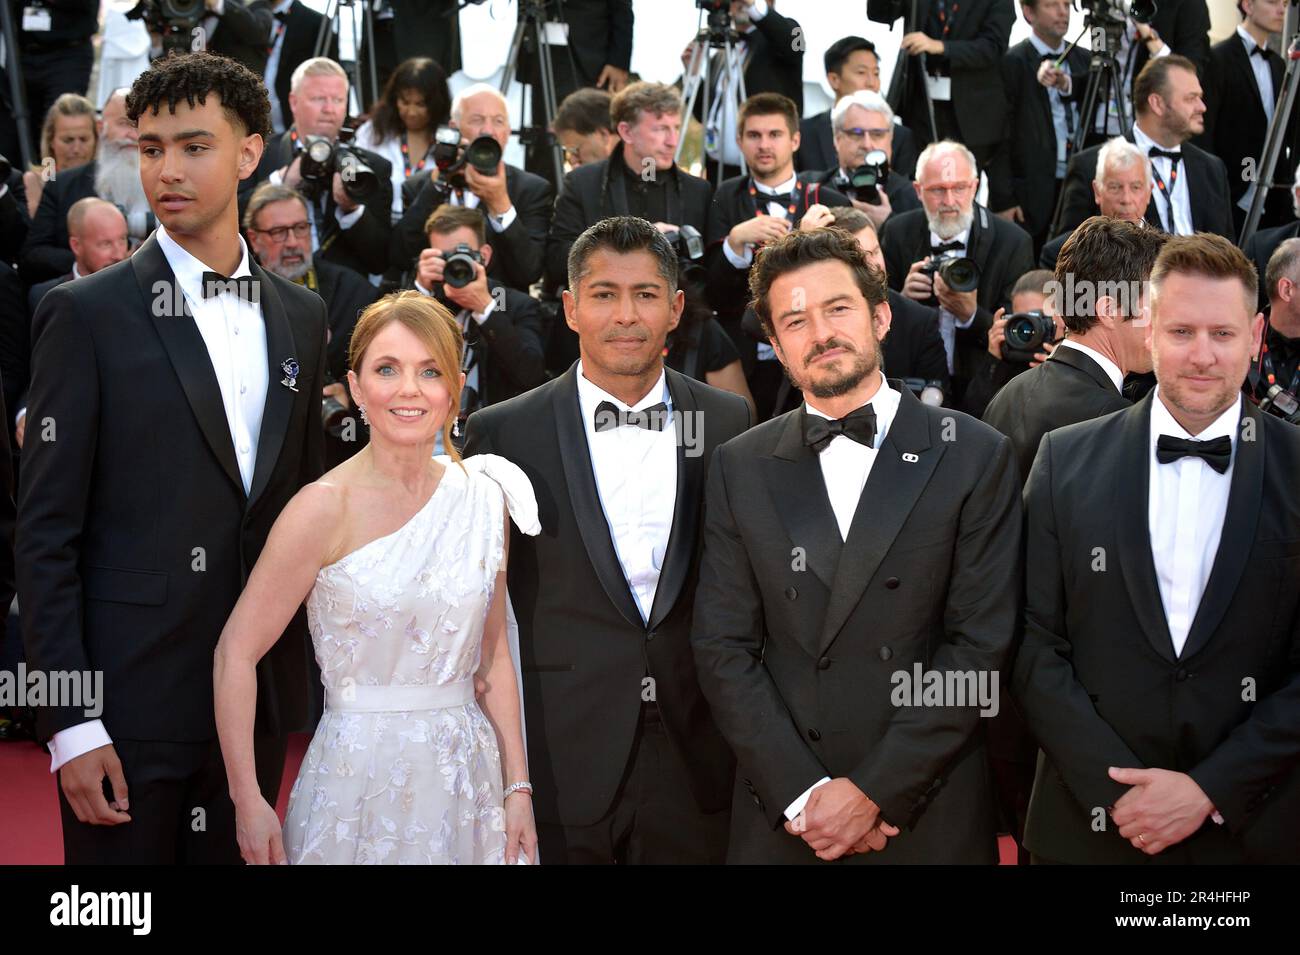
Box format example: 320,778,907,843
274,10,288,21
593,400,670,432
201,271,260,302
1156,434,1232,474
931,240,964,255
1040,50,1064,63
1251,45,1268,57
1148,146,1182,164
759,190,793,207
803,404,877,453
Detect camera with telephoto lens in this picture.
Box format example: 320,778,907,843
429,126,503,197
125,0,207,56
664,224,706,289
321,377,353,437
844,149,890,205
1080,0,1157,27
921,253,980,294
440,243,485,289
297,127,379,203
1258,384,1300,424
1002,310,1058,364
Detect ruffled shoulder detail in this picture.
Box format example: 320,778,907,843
437,453,541,536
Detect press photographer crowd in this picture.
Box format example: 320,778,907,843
0,0,1296,873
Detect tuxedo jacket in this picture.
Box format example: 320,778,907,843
989,38,1091,243
206,0,274,76
392,164,553,293
16,233,327,744
1038,228,1069,271
1051,128,1233,239
20,161,97,284
545,145,713,290
1244,218,1300,310
879,204,1035,410
0,263,25,441
881,289,949,392
272,1,338,130
982,344,1130,485
462,364,750,827
460,280,547,407
1013,394,1300,863
1137,0,1212,86
795,110,919,181
519,0,633,86
0,167,30,266
242,130,393,276
869,0,1014,149
1201,34,1294,228
312,257,380,383
692,384,1022,863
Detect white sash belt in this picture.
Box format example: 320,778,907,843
325,680,475,713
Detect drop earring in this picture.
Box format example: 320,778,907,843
358,405,369,427
452,417,461,438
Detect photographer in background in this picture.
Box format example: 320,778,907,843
964,268,1061,421
241,57,393,277
804,90,920,231
413,205,546,422
880,139,1034,412
200,0,275,76
1250,237,1300,416
552,88,618,171
1040,137,1153,271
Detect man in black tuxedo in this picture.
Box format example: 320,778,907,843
1053,56,1232,239
1014,234,1300,864
413,205,546,418
392,84,553,293
693,227,1021,864
880,139,1035,413
804,90,921,233
17,52,327,865
265,0,338,135
869,0,1014,170
202,0,275,75
796,36,919,180
1040,137,1155,271
241,57,392,277
463,217,749,863
1202,0,1295,234
705,93,849,419
989,0,1090,251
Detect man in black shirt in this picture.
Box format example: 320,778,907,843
1251,237,1300,410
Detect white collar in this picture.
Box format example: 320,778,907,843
273,0,293,13
576,360,670,417
1028,33,1066,58
155,224,253,304
70,262,83,280
754,172,799,196
928,228,969,249
804,371,901,449
1132,122,1180,156
1057,339,1125,393
1237,24,1266,55
1150,386,1242,445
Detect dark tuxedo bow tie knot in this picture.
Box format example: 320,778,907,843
1148,146,1182,164
931,240,964,255
760,191,793,207
201,271,260,302
1251,45,1268,57
803,405,877,453
1156,434,1232,474
593,400,670,432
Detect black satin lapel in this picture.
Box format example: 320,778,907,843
133,235,244,498
819,389,940,653
647,369,699,632
1113,395,1176,662
552,367,646,631
1181,399,1264,660
247,269,294,508
765,411,842,594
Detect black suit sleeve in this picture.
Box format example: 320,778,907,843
866,0,906,25
0,172,31,264
490,174,553,291
848,433,1022,825
391,176,441,274
606,0,633,71
545,169,585,290
15,286,101,739
691,445,831,826
20,181,75,282
301,295,328,485
482,290,547,395
1012,430,1144,815
1169,0,1212,78
1052,152,1096,237
750,8,802,67
1204,154,1235,241
0,375,13,614
332,154,393,275
941,0,1014,74
215,0,274,46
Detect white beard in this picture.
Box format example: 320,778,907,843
94,142,150,236
927,206,974,242
271,253,313,282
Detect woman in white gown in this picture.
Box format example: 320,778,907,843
214,291,538,864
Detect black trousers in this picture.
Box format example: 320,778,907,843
535,707,729,864
21,43,94,150
57,733,287,865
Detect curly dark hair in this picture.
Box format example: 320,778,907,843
366,57,451,143
749,227,887,337
126,51,270,140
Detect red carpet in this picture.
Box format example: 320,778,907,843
0,735,1018,863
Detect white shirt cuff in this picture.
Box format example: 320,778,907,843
471,299,496,325
486,205,517,232
414,279,434,297
15,407,26,428
1153,43,1171,58
49,720,113,773
747,0,769,20
269,168,285,187
335,204,365,230
723,240,754,269
944,307,977,329
784,776,832,821
209,0,225,14
0,183,8,200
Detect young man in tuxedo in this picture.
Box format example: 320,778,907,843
1014,234,1300,864
880,139,1035,414
796,35,919,179
1040,137,1155,271
17,51,328,865
1054,56,1233,240
463,216,750,864
704,93,849,420
692,227,1022,864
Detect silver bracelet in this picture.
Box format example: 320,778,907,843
504,781,533,798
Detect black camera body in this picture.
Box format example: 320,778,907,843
844,149,890,205
126,0,205,55
663,224,706,289
429,126,504,196
1003,310,1058,364
441,243,484,289
297,128,380,204
1259,384,1300,424
921,253,981,294
1080,0,1157,27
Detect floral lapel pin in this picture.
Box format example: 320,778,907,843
281,358,300,392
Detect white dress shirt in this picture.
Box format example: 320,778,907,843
784,373,901,819
1132,122,1193,235
265,0,294,134
723,171,798,362
1148,389,1239,657
1028,33,1076,177
1236,25,1276,214
1055,338,1124,393
574,363,678,623
48,225,271,773
928,227,977,373
445,182,518,234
